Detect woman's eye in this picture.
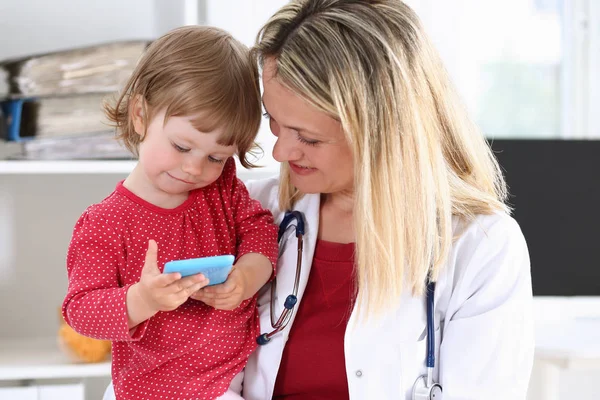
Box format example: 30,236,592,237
172,142,190,153
208,156,225,164
296,134,319,146
262,111,271,119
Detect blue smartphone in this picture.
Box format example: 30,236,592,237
163,254,235,286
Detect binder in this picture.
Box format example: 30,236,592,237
1,93,109,141
0,40,149,97
0,97,25,141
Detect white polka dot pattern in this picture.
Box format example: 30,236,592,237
62,159,278,400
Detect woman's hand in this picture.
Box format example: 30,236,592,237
191,253,273,310
127,240,209,328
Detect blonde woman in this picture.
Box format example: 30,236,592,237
238,0,534,399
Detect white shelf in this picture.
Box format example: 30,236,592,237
0,160,280,180
0,160,136,174
0,337,110,381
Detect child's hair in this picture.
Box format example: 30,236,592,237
105,26,262,168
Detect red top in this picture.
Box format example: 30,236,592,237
62,159,278,400
273,239,356,400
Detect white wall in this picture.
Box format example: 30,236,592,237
204,0,288,170
0,0,155,60
0,174,126,339
0,0,211,61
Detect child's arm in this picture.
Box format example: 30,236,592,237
234,253,273,298
191,252,272,310
191,160,279,310
62,211,138,341
226,162,278,272
63,212,209,338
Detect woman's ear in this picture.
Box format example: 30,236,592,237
130,95,146,137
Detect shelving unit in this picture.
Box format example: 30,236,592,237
0,338,110,381
0,160,136,175
0,160,279,179
0,161,116,399
0,1,285,398
0,158,278,399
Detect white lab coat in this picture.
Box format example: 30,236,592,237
243,176,534,400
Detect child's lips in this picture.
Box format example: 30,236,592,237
168,173,195,184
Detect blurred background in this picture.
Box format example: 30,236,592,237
0,1,597,399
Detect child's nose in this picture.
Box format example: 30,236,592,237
182,158,203,176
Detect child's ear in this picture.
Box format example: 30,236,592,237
130,95,146,137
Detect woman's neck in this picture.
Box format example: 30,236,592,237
318,191,355,243
321,190,354,213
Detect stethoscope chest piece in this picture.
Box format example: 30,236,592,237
412,375,443,400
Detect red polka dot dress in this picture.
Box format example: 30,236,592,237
62,159,278,400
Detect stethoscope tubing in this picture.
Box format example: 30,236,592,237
257,211,441,396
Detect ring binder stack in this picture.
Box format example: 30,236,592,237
0,40,150,160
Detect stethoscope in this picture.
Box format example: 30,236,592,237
256,211,305,346
256,211,443,400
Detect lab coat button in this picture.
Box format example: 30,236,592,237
355,370,363,377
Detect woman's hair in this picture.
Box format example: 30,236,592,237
254,0,508,314
105,26,262,168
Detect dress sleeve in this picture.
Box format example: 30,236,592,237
222,160,279,274
62,209,149,341
438,215,534,400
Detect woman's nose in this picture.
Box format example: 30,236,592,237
272,131,302,162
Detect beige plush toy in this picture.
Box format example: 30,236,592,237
57,308,111,363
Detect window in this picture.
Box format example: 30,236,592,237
419,0,599,139
535,0,561,13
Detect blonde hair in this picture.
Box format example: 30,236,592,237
105,26,262,168
254,0,508,314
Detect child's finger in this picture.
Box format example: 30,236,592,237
173,274,209,294
187,281,210,296
189,290,208,302
191,292,217,308
195,289,216,299
155,271,182,287
141,240,160,276
202,280,234,295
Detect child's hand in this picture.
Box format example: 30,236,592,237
191,266,248,310
127,240,209,327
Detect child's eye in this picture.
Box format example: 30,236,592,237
262,111,271,119
208,156,225,164
172,142,190,153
